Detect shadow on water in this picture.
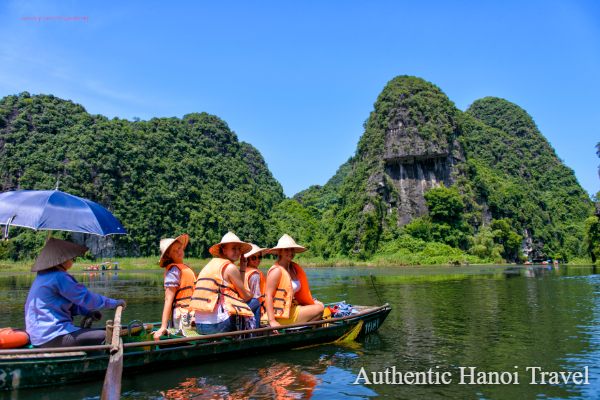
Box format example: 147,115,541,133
1,265,599,399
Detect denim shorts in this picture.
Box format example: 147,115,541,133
196,317,234,335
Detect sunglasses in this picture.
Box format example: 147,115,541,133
248,256,262,261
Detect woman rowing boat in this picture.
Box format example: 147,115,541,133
24,238,126,348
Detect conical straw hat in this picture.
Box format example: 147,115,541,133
209,232,252,257
159,233,189,268
244,243,267,259
268,234,306,254
31,238,88,272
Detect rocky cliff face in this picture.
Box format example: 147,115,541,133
381,109,465,224
71,233,121,258
357,76,467,228
300,76,473,258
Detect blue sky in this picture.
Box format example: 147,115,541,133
1,1,598,197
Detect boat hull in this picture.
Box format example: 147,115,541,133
0,304,391,390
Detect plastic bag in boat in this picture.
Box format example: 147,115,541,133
328,301,358,318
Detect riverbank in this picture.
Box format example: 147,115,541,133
0,256,459,272
0,255,594,272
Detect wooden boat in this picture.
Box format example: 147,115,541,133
0,304,391,391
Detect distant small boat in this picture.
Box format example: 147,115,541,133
84,261,119,271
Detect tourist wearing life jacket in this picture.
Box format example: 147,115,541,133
24,238,126,348
263,234,324,328
153,234,196,340
190,232,257,334
240,243,267,328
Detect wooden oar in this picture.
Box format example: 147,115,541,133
101,305,123,400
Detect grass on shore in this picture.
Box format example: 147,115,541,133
1,255,595,273
0,255,455,272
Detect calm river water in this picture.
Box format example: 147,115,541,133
1,265,599,399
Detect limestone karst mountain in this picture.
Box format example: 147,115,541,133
295,76,592,261
0,78,593,262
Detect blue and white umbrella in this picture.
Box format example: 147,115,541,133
0,190,127,237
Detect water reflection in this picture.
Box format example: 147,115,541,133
559,274,600,399
119,350,376,400
83,271,120,282
159,361,326,399
1,265,599,399
362,267,599,399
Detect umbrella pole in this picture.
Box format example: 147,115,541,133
3,216,15,240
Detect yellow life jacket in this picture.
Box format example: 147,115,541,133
189,258,253,317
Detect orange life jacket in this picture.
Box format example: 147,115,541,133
164,263,196,310
189,258,254,317
244,267,266,314
262,364,318,400
244,268,265,298
267,262,314,319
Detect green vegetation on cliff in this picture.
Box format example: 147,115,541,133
297,77,463,260
0,93,284,258
293,77,593,263
0,78,594,265
584,143,600,265
462,98,592,259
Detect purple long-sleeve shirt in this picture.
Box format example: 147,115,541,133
24,269,119,346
